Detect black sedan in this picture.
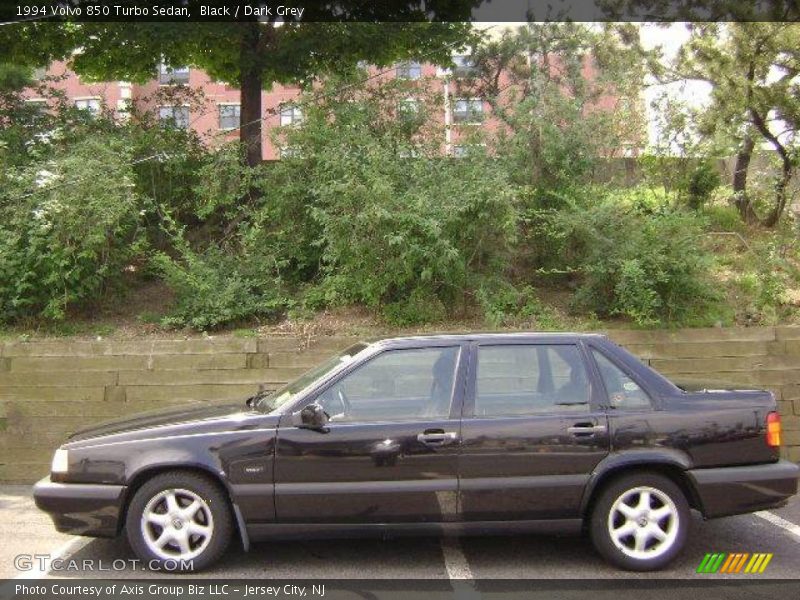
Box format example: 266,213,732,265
34,333,799,571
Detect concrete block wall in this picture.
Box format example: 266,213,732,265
1,327,798,483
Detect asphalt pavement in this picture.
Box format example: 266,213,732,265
2,485,799,581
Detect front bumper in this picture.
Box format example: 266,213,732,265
33,476,126,537
688,459,800,519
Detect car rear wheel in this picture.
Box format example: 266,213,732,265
126,471,233,572
590,473,689,571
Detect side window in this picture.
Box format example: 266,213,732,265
475,345,590,417
592,349,652,410
318,347,460,422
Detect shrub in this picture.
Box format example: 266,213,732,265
153,246,292,330
0,135,147,321
254,76,518,324
534,198,719,326
686,160,721,210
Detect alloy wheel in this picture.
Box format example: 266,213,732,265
606,485,679,560
140,488,214,561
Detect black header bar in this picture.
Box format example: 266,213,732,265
1,0,799,24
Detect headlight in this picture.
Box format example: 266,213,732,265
51,448,69,474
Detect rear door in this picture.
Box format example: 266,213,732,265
458,340,610,521
274,343,467,524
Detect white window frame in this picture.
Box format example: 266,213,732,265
74,97,101,116
396,61,422,80
218,103,241,131
158,104,190,129
159,63,190,85
452,97,483,124
280,105,303,127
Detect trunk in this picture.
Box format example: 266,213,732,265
762,158,792,228
240,68,263,167
732,136,757,223
749,107,795,227
239,23,265,168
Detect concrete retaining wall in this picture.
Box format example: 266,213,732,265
1,327,799,483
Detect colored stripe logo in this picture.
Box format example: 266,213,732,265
696,553,773,574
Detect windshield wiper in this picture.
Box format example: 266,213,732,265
245,389,271,408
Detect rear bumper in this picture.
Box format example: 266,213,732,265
33,476,126,537
688,460,800,519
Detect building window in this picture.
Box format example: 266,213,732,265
159,64,190,85
396,61,422,80
26,99,48,112
159,105,190,129
218,104,241,130
280,105,303,127
452,55,476,77
74,98,101,116
398,98,420,118
452,144,485,158
453,98,483,123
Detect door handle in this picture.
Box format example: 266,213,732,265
567,423,607,436
417,431,459,446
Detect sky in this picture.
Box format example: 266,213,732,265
639,23,713,152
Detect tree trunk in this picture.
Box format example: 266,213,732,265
749,107,794,227
239,23,265,168
240,68,263,167
762,158,792,227
732,135,757,223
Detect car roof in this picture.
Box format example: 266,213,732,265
367,332,609,348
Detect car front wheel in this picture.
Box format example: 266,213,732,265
590,473,689,571
126,471,233,572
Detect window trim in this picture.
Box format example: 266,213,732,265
396,61,422,80
158,63,190,85
463,341,602,419
217,102,241,131
279,104,303,127
158,104,191,129
585,343,656,411
452,97,484,124
283,344,468,423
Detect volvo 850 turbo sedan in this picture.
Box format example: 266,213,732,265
34,333,799,571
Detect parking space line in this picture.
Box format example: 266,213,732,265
441,537,473,579
14,536,90,579
754,510,800,541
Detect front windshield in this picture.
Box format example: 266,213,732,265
255,343,369,412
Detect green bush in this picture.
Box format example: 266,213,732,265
533,198,720,326
253,77,518,324
686,160,721,210
153,246,292,330
0,135,147,321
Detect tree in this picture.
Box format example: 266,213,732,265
460,22,646,192
670,23,800,226
0,2,479,167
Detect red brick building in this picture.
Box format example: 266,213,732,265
28,53,641,161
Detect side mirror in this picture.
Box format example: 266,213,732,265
292,403,330,431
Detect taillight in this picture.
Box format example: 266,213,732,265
766,411,782,447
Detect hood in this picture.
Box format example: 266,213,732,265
67,402,256,443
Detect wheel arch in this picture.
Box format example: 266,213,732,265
120,464,249,551
581,454,704,520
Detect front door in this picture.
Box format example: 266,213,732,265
274,344,466,524
458,341,610,521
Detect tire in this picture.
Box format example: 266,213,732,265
589,472,689,571
125,471,233,572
